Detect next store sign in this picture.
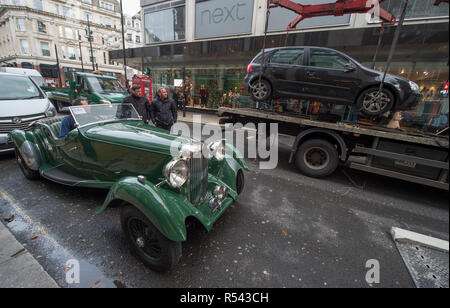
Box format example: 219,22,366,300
195,0,254,39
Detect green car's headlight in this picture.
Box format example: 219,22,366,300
208,140,225,161
100,99,112,105
164,158,189,188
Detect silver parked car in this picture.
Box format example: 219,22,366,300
0,72,56,153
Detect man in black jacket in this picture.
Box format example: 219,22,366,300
122,84,151,124
150,87,178,131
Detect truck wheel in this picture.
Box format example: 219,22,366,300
295,139,339,178
14,148,40,180
120,205,182,273
357,87,394,116
250,79,272,102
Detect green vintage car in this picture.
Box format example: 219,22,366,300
10,104,249,272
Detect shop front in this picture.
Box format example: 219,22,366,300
111,21,448,130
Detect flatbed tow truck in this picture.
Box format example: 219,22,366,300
218,107,449,190
216,0,449,190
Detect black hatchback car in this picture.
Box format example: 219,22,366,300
244,47,422,116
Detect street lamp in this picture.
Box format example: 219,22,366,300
119,0,129,91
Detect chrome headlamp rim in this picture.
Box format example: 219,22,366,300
163,158,189,188
208,140,226,161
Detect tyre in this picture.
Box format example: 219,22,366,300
357,87,395,116
14,147,40,180
294,139,339,178
236,170,245,196
250,79,272,102
120,205,182,273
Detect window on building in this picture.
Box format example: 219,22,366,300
65,28,74,40
144,5,185,44
20,40,30,55
40,41,50,57
33,0,43,11
62,6,70,18
55,4,60,15
16,18,25,31
85,12,92,22
309,49,351,70
37,21,47,33
103,52,107,64
82,0,92,4
100,1,114,11
380,0,449,20
68,47,76,60
126,33,132,42
270,49,305,65
136,35,141,43
61,46,66,59
13,0,20,5
105,17,113,27
59,26,64,37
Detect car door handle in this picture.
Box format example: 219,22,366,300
68,146,79,152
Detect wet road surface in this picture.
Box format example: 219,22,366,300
0,125,448,288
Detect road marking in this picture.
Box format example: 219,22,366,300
0,187,66,253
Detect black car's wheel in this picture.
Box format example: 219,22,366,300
120,205,182,273
14,148,40,180
294,139,339,178
236,170,245,195
357,87,395,116
250,79,272,102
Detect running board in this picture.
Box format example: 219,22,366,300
40,165,91,186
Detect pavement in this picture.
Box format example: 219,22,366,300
0,221,58,288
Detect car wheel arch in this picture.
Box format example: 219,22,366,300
96,177,189,242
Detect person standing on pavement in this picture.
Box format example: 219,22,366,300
150,87,178,131
122,84,151,124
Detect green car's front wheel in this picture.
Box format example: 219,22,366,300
120,205,182,273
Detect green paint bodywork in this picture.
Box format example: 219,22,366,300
10,118,249,242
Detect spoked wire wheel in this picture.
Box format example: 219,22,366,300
127,218,163,262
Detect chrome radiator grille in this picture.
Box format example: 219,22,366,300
0,114,45,134
189,154,209,205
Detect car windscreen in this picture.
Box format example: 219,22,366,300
87,77,126,94
30,75,45,87
70,103,141,127
0,75,43,100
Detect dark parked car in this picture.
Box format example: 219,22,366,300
244,47,422,116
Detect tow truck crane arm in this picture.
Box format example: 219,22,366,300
269,0,396,30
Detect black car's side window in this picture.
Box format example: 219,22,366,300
270,49,305,65
310,49,351,70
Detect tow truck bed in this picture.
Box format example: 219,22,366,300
218,107,449,190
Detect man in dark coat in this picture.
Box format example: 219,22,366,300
150,87,178,131
122,84,151,124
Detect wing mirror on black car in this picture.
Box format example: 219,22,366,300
344,63,356,72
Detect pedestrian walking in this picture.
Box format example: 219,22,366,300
122,84,151,124
150,87,178,131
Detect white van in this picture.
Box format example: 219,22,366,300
0,72,56,153
0,67,45,87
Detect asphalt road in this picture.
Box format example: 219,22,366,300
0,123,448,288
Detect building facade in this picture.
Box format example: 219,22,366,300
0,0,142,86
110,0,449,128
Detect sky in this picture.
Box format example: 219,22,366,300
122,0,141,16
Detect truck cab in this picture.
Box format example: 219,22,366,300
46,71,129,111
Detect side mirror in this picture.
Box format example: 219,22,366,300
344,63,356,72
